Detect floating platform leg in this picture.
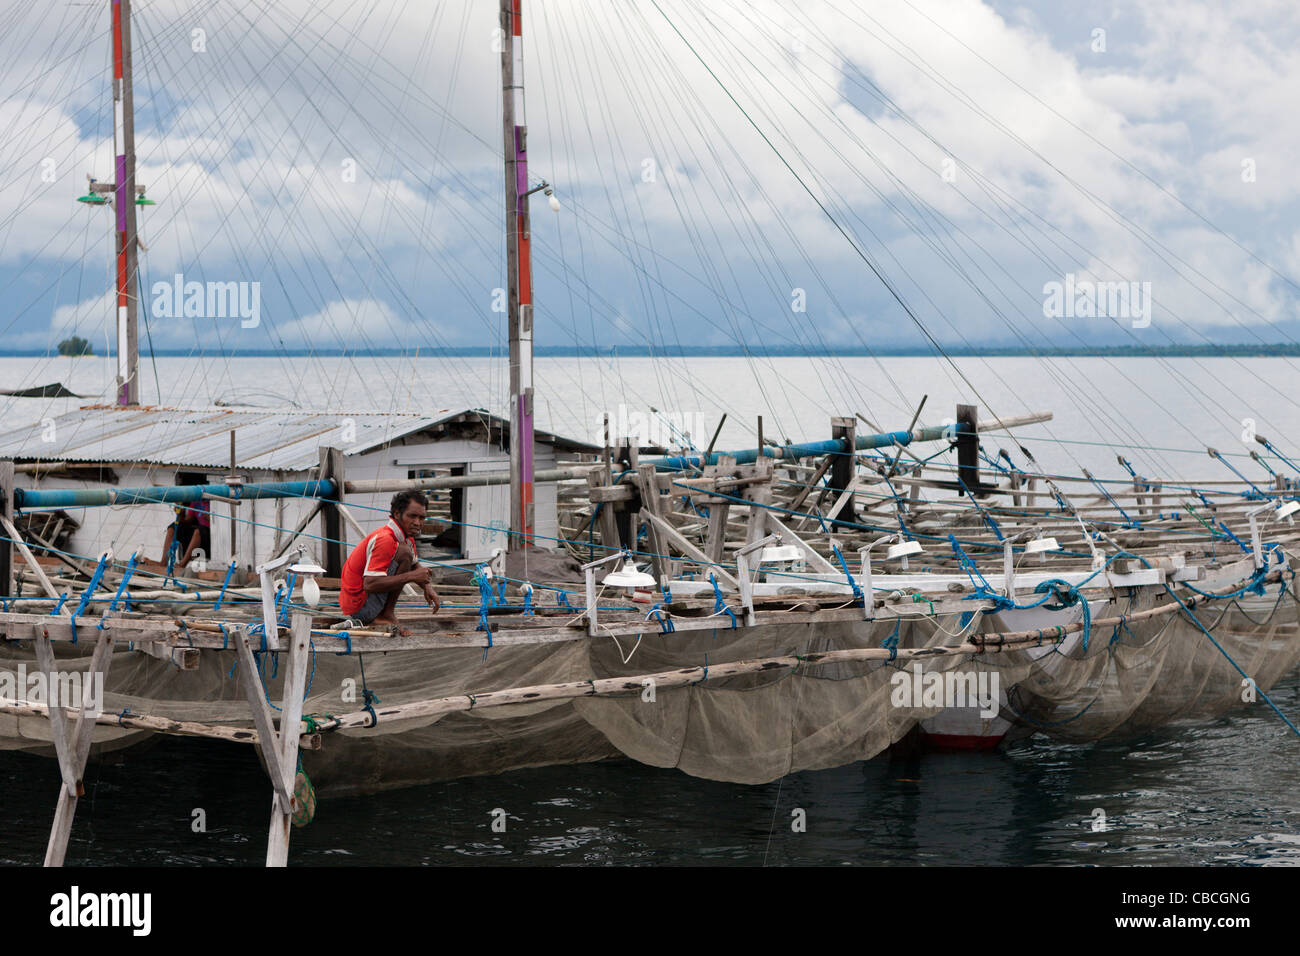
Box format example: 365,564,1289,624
234,611,311,867
35,628,114,867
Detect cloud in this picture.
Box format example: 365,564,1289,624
0,0,1296,362
269,297,411,348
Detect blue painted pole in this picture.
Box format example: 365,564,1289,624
15,479,335,511
651,424,962,471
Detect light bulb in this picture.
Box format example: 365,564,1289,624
548,193,561,212
303,576,321,607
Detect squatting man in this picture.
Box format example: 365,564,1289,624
337,491,441,634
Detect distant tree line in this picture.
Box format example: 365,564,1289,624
57,336,93,356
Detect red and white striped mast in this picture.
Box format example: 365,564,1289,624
111,0,141,405
501,0,536,549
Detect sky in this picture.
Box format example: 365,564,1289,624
1,0,1298,359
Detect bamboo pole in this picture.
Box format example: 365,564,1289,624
0,698,321,749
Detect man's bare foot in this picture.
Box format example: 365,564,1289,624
371,615,412,637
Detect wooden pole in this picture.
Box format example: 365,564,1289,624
1,514,62,601
0,461,13,599
956,404,981,495
830,416,855,492
113,0,141,405
234,611,312,867
0,697,320,749
503,0,536,549
320,446,345,576
37,627,114,866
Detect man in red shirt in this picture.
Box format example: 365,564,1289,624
338,491,441,631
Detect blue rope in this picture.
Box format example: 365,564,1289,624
696,652,709,684
1208,449,1268,499
682,495,709,519
1261,438,1300,479
67,552,111,642
649,604,676,633
248,622,268,654
1164,582,1300,739
830,544,864,606
1216,522,1253,555
275,572,298,626
164,534,178,584
474,567,494,633
948,535,1014,611
108,553,139,612
1180,552,1278,601
358,656,381,726
1107,550,1300,740
213,560,237,612
707,573,737,628
882,617,900,662
1083,471,1139,529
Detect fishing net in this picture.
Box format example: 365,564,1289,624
1,580,1297,793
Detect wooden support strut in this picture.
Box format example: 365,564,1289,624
233,611,312,867
0,460,12,599
829,416,856,493
320,446,346,578
637,463,670,587
36,624,114,867
644,511,739,590
1,513,62,601
587,464,621,553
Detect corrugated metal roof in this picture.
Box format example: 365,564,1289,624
0,405,596,471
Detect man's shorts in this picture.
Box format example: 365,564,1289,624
353,556,399,624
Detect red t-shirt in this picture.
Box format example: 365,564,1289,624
339,520,407,615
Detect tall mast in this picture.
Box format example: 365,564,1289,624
112,0,140,405
501,0,535,549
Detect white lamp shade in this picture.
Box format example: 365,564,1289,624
1024,536,1061,555
885,540,923,561
603,560,656,589
760,545,801,564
